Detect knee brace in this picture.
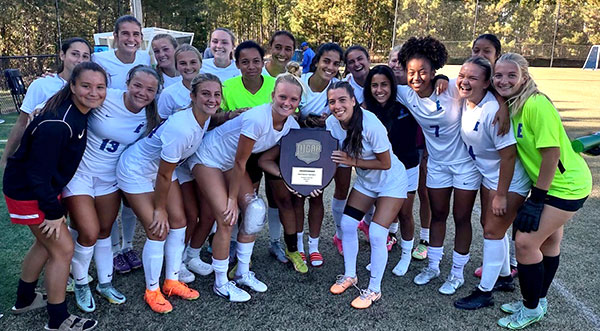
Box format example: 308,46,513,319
240,194,267,235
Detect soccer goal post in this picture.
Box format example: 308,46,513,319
583,45,600,70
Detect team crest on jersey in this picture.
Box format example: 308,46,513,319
436,100,443,111
295,139,322,164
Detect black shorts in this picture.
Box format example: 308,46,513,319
247,153,264,184
545,195,588,212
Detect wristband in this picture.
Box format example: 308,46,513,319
529,186,548,204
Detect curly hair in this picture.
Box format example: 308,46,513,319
398,36,448,71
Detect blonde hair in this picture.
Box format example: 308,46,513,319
496,53,549,116
174,44,203,70
274,68,305,98
285,61,301,77
151,34,178,76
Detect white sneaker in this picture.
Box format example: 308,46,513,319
413,267,440,285
439,274,464,295
234,271,268,293
187,257,214,276
213,281,251,302
178,263,195,283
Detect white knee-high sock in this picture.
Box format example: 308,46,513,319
393,238,414,276
267,207,282,243
363,205,375,225
94,238,113,285
368,222,388,293
68,226,78,243
142,239,165,291
389,222,399,235
110,220,121,256
427,246,444,272
235,241,255,277
72,242,94,285
479,238,505,292
308,236,319,254
341,214,359,278
296,232,304,253
331,198,345,239
212,257,229,288
165,227,186,281
500,233,512,277
451,250,470,280
185,245,201,263
420,228,430,242
121,206,137,252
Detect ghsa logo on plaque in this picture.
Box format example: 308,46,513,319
295,139,322,164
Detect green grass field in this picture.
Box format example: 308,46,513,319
1,66,599,330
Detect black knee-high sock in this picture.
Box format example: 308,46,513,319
518,262,544,309
47,301,70,329
540,255,560,298
15,279,37,308
284,233,297,252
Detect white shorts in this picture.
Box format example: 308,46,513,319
63,172,119,198
406,166,419,193
189,149,232,172
176,159,194,184
117,169,177,194
426,159,482,190
482,176,531,197
354,162,408,199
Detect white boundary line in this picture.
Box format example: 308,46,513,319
553,278,600,329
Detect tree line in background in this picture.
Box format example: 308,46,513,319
1,0,599,63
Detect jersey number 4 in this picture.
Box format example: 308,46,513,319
99,139,120,153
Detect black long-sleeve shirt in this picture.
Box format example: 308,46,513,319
371,101,419,169
3,98,89,220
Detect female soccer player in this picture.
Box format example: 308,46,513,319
387,45,404,84
189,73,302,302
451,57,530,310
4,62,107,331
200,28,241,82
295,43,343,264
64,65,161,312
327,81,407,309
493,53,591,329
0,37,92,168
264,31,296,77
363,65,419,276
344,45,371,104
116,73,221,313
151,34,181,88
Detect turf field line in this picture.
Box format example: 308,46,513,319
553,279,600,329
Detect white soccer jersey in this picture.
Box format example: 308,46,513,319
200,58,241,83
117,107,209,181
92,50,151,90
162,72,182,88
20,75,67,114
345,74,364,105
326,109,405,191
78,88,147,177
396,79,471,165
194,103,300,171
157,80,191,119
460,91,530,193
298,72,339,119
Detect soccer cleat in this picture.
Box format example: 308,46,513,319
178,263,195,283
269,241,289,263
412,240,428,260
213,281,250,302
11,292,46,314
187,257,214,276
330,275,358,295
439,274,465,295
74,284,96,313
113,253,131,274
162,279,199,300
96,284,126,305
474,266,483,278
357,220,370,241
386,234,398,251
309,252,324,267
351,289,381,309
67,274,94,293
501,298,548,315
500,306,544,329
332,234,344,255
413,267,440,285
123,250,142,269
234,271,268,293
494,275,515,292
454,288,493,310
285,249,308,274
144,288,172,314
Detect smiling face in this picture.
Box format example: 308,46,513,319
270,34,294,67
493,61,527,98
370,74,392,106
346,49,370,81
60,42,91,75
70,70,107,112
210,30,234,61
124,72,159,111
472,38,498,66
406,57,435,97
328,87,355,125
237,47,264,79
271,81,302,119
191,81,222,116
387,50,406,84
315,50,342,82
176,51,202,82
152,38,176,70
457,62,489,102
113,22,142,56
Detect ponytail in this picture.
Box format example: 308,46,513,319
327,81,363,158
